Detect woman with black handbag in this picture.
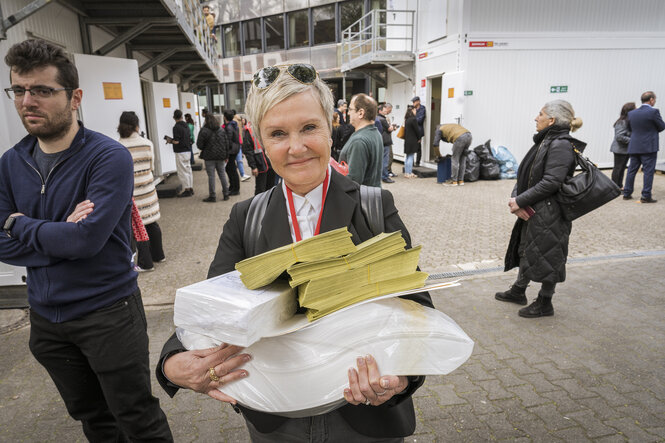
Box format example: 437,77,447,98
496,100,584,318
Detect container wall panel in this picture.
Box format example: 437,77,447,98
463,48,665,166
468,0,665,33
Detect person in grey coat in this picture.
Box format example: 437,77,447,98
496,100,584,318
610,102,635,188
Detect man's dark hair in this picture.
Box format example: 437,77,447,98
5,39,78,100
223,110,234,122
641,91,656,103
173,109,183,120
118,111,139,138
351,93,377,122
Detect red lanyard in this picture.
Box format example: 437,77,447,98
285,169,329,242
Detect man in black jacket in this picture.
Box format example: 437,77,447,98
167,109,194,197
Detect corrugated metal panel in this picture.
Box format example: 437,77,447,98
463,48,665,166
2,0,82,52
468,0,665,33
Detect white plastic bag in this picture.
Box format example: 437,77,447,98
173,271,297,347
177,297,474,417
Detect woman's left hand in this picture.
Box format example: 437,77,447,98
343,355,408,407
508,197,520,213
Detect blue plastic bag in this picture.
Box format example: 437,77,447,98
492,146,519,179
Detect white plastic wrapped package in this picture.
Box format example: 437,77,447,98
177,297,474,418
173,271,297,347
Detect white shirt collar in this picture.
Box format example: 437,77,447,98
282,165,332,241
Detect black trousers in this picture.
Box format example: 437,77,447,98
415,142,422,166
136,222,165,269
254,168,277,195
226,154,240,193
29,291,173,442
611,153,629,188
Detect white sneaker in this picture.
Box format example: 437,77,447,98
134,265,154,273
241,175,251,182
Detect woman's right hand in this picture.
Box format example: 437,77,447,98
163,344,251,404
513,208,531,221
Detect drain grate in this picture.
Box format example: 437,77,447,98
427,250,665,280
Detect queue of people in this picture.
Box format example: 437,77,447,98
2,37,663,442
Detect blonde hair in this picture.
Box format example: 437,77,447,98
543,100,583,132
245,66,334,146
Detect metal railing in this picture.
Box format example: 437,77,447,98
174,0,218,64
341,9,415,68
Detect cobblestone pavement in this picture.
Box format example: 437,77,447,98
1,165,664,442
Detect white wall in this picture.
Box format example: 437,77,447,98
74,54,147,141
467,0,665,33
463,44,665,166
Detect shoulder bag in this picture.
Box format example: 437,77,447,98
555,147,621,221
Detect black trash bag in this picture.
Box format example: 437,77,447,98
475,139,501,180
464,150,480,182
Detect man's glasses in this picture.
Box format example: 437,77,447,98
5,87,73,100
252,64,318,90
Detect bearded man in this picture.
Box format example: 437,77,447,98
0,39,172,441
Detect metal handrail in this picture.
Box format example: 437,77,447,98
176,0,218,64
341,9,414,67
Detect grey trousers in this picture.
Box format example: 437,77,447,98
451,132,472,182
245,409,404,443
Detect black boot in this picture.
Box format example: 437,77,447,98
518,294,554,318
495,285,527,305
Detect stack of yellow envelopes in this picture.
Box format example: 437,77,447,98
235,227,357,289
287,231,407,287
297,246,427,321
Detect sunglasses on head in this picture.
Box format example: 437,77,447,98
252,64,318,90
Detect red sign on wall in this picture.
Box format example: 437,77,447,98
421,79,426,88
469,41,493,47
418,52,428,59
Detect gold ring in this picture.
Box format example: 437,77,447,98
208,367,220,382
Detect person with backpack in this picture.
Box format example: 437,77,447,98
198,114,230,202
157,63,433,442
241,116,276,195
223,110,241,196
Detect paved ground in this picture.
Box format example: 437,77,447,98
1,163,664,442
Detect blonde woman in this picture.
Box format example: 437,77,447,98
157,63,433,441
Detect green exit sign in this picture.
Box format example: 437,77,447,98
550,86,568,93
464,90,473,96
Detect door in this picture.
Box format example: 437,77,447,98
389,80,412,159
428,76,442,160
441,71,465,125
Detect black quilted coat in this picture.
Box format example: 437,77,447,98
504,125,586,284
197,126,229,161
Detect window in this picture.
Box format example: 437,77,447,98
226,82,246,111
223,23,241,57
288,9,309,48
340,0,363,35
213,25,222,56
313,5,335,45
264,14,285,52
243,19,262,54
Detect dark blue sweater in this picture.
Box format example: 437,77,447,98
0,124,137,322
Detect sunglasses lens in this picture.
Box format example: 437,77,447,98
288,64,317,84
253,66,280,89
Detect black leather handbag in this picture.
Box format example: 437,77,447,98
555,147,621,221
